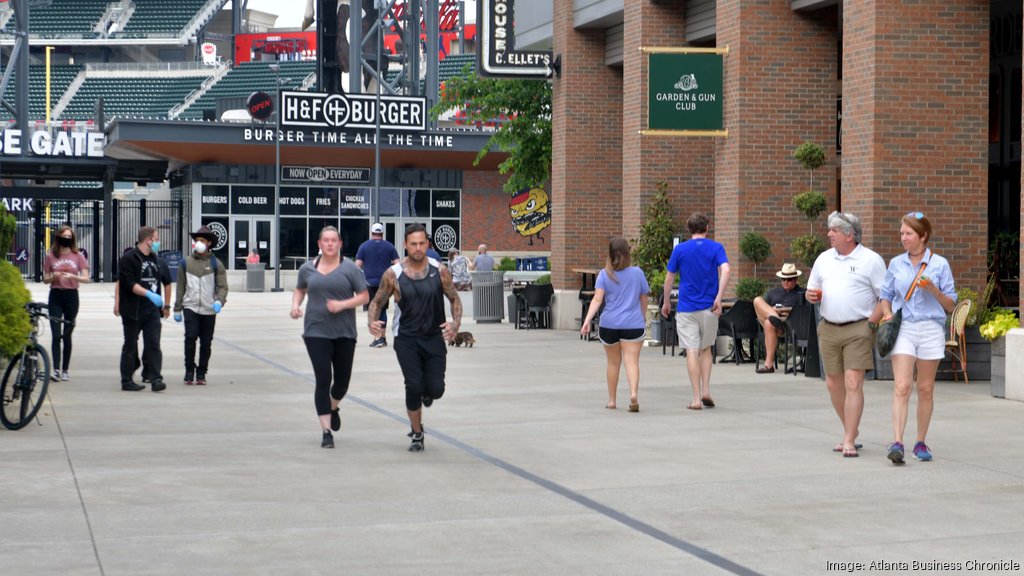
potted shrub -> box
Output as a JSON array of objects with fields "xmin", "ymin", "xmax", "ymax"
[
  {"xmin": 739, "ymin": 231, "xmax": 771, "ymax": 278},
  {"xmin": 735, "ymin": 278, "xmax": 769, "ymax": 302},
  {"xmin": 936, "ymin": 284, "xmax": 998, "ymax": 382},
  {"xmin": 0, "ymin": 204, "xmax": 31, "ymax": 366}
]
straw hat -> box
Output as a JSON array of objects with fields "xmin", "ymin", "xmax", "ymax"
[{"xmin": 776, "ymin": 263, "xmax": 802, "ymax": 279}]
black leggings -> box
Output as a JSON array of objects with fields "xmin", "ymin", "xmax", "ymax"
[
  {"xmin": 394, "ymin": 335, "xmax": 447, "ymax": 411},
  {"xmin": 303, "ymin": 337, "xmax": 356, "ymax": 415},
  {"xmin": 48, "ymin": 288, "xmax": 79, "ymax": 372}
]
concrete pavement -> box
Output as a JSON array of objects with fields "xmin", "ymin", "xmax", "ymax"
[{"xmin": 1, "ymin": 283, "xmax": 1022, "ymax": 576}]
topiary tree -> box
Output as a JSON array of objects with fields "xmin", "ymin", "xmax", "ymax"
[
  {"xmin": 791, "ymin": 234, "xmax": 827, "ymax": 269},
  {"xmin": 631, "ymin": 180, "xmax": 678, "ymax": 298},
  {"xmin": 792, "ymin": 191, "xmax": 828, "ymax": 235},
  {"xmin": 793, "ymin": 141, "xmax": 826, "ymax": 192},
  {"xmin": 735, "ymin": 277, "xmax": 770, "ymax": 302},
  {"xmin": 739, "ymin": 231, "xmax": 772, "ymax": 278},
  {"xmin": 791, "ymin": 142, "xmax": 829, "ymax": 267}
]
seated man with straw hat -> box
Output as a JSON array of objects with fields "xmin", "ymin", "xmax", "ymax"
[{"xmin": 754, "ymin": 263, "xmax": 806, "ymax": 374}]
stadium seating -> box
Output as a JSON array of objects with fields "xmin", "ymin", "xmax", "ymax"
[
  {"xmin": 60, "ymin": 75, "xmax": 207, "ymax": 121},
  {"xmin": 115, "ymin": 0, "xmax": 210, "ymax": 37},
  {"xmin": 1, "ymin": 0, "xmax": 107, "ymax": 38},
  {"xmin": 0, "ymin": 65, "xmax": 82, "ymax": 121},
  {"xmin": 177, "ymin": 61, "xmax": 316, "ymax": 120}
]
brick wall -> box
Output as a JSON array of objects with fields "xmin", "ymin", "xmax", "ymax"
[
  {"xmin": 621, "ymin": 0, "xmax": 715, "ymax": 244},
  {"xmin": 843, "ymin": 0, "xmax": 988, "ymax": 289},
  {"xmin": 461, "ymin": 170, "xmax": 552, "ymax": 257},
  {"xmin": 550, "ymin": 2, "xmax": 624, "ymax": 289},
  {"xmin": 716, "ymin": 0, "xmax": 838, "ymax": 285}
]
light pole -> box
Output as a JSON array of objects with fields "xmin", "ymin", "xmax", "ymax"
[
  {"xmin": 269, "ymin": 63, "xmax": 284, "ymax": 292},
  {"xmin": 372, "ymin": 6, "xmax": 384, "ymax": 225}
]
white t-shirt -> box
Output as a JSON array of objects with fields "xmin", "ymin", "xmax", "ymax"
[{"xmin": 808, "ymin": 244, "xmax": 885, "ymax": 323}]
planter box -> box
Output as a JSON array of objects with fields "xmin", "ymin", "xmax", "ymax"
[{"xmin": 991, "ymin": 336, "xmax": 1005, "ymax": 397}]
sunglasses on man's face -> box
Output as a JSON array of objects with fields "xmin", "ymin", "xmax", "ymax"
[
  {"xmin": 905, "ymin": 211, "xmax": 924, "ymax": 220},
  {"xmin": 782, "ymin": 277, "xmax": 797, "ymax": 282}
]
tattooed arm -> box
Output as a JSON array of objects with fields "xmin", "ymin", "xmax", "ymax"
[
  {"xmin": 439, "ymin": 267, "xmax": 462, "ymax": 342},
  {"xmin": 368, "ymin": 268, "xmax": 399, "ymax": 339}
]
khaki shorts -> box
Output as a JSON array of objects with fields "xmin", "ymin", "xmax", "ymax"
[
  {"xmin": 818, "ymin": 319, "xmax": 874, "ymax": 374},
  {"xmin": 676, "ymin": 309, "xmax": 719, "ymax": 350}
]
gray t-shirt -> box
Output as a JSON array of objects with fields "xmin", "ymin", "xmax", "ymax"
[
  {"xmin": 475, "ymin": 253, "xmax": 495, "ymax": 272},
  {"xmin": 296, "ymin": 258, "xmax": 368, "ymax": 340}
]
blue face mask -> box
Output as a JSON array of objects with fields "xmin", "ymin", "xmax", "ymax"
[{"xmin": 151, "ymin": 240, "xmax": 161, "ymax": 253}]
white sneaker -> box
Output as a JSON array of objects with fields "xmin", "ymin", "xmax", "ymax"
[
  {"xmin": 52, "ymin": 370, "xmax": 61, "ymax": 381},
  {"xmin": 61, "ymin": 371, "xmax": 70, "ymax": 381}
]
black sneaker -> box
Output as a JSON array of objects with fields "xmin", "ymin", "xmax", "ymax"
[
  {"xmin": 195, "ymin": 375, "xmax": 207, "ymax": 386},
  {"xmin": 321, "ymin": 430, "xmax": 334, "ymax": 449},
  {"xmin": 421, "ymin": 394, "xmax": 433, "ymax": 408},
  {"xmin": 769, "ymin": 315, "xmax": 786, "ymax": 330},
  {"xmin": 184, "ymin": 372, "xmax": 195, "ymax": 385},
  {"xmin": 407, "ymin": 428, "xmax": 425, "ymax": 452},
  {"xmin": 141, "ymin": 376, "xmax": 152, "ymax": 384},
  {"xmin": 330, "ymin": 408, "xmax": 340, "ymax": 432},
  {"xmin": 150, "ymin": 379, "xmax": 166, "ymax": 392},
  {"xmin": 121, "ymin": 381, "xmax": 145, "ymax": 392}
]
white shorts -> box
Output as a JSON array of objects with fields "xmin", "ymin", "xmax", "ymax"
[
  {"xmin": 676, "ymin": 309, "xmax": 719, "ymax": 350},
  {"xmin": 890, "ymin": 319, "xmax": 946, "ymax": 360}
]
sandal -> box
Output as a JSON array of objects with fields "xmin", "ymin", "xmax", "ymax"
[
  {"xmin": 842, "ymin": 447, "xmax": 859, "ymax": 458},
  {"xmin": 701, "ymin": 397, "xmax": 715, "ymax": 408},
  {"xmin": 832, "ymin": 443, "xmax": 864, "ymax": 452},
  {"xmin": 755, "ymin": 365, "xmax": 775, "ymax": 374},
  {"xmin": 628, "ymin": 401, "xmax": 639, "ymax": 413},
  {"xmin": 686, "ymin": 402, "xmax": 702, "ymax": 410}
]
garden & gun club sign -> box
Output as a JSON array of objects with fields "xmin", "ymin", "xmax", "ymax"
[
  {"xmin": 282, "ymin": 91, "xmax": 426, "ymax": 131},
  {"xmin": 642, "ymin": 47, "xmax": 728, "ymax": 137}
]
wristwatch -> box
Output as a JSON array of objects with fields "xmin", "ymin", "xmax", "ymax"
[
  {"xmin": 162, "ymin": 306, "xmax": 171, "ymax": 310},
  {"xmin": 867, "ymin": 321, "xmax": 878, "ymax": 331}
]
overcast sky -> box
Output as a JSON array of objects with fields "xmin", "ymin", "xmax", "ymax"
[
  {"xmin": 226, "ymin": 1, "xmax": 478, "ymax": 30},
  {"xmin": 227, "ymin": 1, "xmax": 305, "ymax": 29}
]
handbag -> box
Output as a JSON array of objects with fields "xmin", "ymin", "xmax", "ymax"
[{"xmin": 876, "ymin": 262, "xmax": 927, "ymax": 357}]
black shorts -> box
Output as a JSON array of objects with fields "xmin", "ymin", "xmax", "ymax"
[{"xmin": 598, "ymin": 327, "xmax": 646, "ymax": 345}]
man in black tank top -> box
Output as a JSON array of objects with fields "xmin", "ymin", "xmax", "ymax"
[{"xmin": 369, "ymin": 224, "xmax": 463, "ymax": 452}]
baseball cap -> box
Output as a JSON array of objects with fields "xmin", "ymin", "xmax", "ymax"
[{"xmin": 371, "ymin": 223, "xmax": 384, "ymax": 234}]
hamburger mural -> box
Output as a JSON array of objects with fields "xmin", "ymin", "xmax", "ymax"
[{"xmin": 510, "ymin": 187, "xmax": 551, "ymax": 245}]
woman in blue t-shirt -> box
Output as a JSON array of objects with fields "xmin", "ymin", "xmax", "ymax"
[{"xmin": 582, "ymin": 238, "xmax": 650, "ymax": 412}]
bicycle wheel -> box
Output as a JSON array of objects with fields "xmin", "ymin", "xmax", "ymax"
[{"xmin": 1, "ymin": 343, "xmax": 51, "ymax": 430}]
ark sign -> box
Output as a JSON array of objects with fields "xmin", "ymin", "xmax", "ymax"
[{"xmin": 477, "ymin": 0, "xmax": 553, "ymax": 79}]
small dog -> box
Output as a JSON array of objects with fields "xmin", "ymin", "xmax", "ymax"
[{"xmin": 450, "ymin": 331, "xmax": 476, "ymax": 347}]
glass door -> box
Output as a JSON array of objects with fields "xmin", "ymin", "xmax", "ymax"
[
  {"xmin": 231, "ymin": 217, "xmax": 275, "ymax": 269},
  {"xmin": 380, "ymin": 218, "xmax": 431, "ymax": 256}
]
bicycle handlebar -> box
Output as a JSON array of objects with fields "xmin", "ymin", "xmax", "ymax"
[{"xmin": 26, "ymin": 302, "xmax": 75, "ymax": 326}]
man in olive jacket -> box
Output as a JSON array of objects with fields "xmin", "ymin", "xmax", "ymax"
[{"xmin": 173, "ymin": 226, "xmax": 228, "ymax": 385}]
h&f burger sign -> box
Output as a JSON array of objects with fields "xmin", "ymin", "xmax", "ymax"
[{"xmin": 281, "ymin": 91, "xmax": 426, "ymax": 131}]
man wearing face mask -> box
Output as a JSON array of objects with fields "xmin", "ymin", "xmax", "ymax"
[
  {"xmin": 117, "ymin": 226, "xmax": 167, "ymax": 392},
  {"xmin": 173, "ymin": 226, "xmax": 228, "ymax": 386}
]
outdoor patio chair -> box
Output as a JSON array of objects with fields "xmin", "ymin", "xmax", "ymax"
[
  {"xmin": 717, "ymin": 300, "xmax": 759, "ymax": 365},
  {"xmin": 941, "ymin": 299, "xmax": 972, "ymax": 384}
]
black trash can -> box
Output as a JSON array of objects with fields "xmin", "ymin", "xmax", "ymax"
[
  {"xmin": 246, "ymin": 262, "xmax": 266, "ymax": 293},
  {"xmin": 472, "ymin": 271, "xmax": 505, "ymax": 323}
]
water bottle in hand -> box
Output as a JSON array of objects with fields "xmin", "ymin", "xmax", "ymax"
[
  {"xmin": 213, "ymin": 301, "xmax": 222, "ymax": 314},
  {"xmin": 173, "ymin": 312, "xmax": 182, "ymax": 323}
]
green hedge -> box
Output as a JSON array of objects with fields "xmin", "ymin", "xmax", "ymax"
[{"xmin": 0, "ymin": 261, "xmax": 31, "ymax": 358}]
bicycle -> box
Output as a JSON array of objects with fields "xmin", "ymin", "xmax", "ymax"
[{"xmin": 1, "ymin": 302, "xmax": 70, "ymax": 430}]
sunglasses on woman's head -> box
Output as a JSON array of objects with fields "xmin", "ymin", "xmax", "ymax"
[{"xmin": 905, "ymin": 211, "xmax": 924, "ymax": 220}]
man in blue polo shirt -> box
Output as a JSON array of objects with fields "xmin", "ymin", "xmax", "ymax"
[
  {"xmin": 356, "ymin": 223, "xmax": 400, "ymax": 348},
  {"xmin": 661, "ymin": 213, "xmax": 730, "ymax": 411}
]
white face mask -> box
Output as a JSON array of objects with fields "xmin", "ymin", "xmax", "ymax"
[{"xmin": 194, "ymin": 241, "xmax": 208, "ymax": 254}]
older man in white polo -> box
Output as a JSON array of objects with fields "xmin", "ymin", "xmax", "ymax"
[
  {"xmin": 754, "ymin": 263, "xmax": 806, "ymax": 374},
  {"xmin": 806, "ymin": 211, "xmax": 886, "ymax": 458}
]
